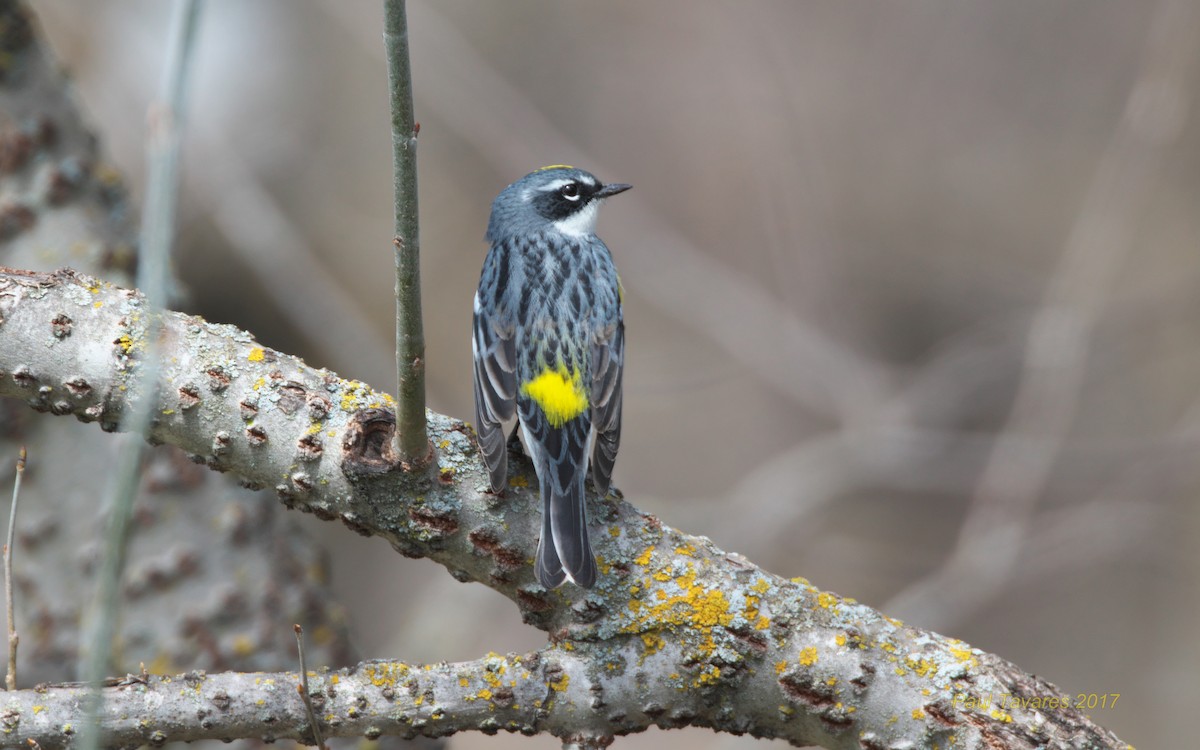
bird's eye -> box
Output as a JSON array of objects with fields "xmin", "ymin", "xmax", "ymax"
[{"xmin": 560, "ymin": 183, "xmax": 581, "ymax": 201}]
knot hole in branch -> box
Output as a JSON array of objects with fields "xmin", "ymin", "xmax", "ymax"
[{"xmin": 341, "ymin": 407, "xmax": 400, "ymax": 475}]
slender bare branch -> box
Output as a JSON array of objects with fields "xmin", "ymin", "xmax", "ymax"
[{"xmin": 384, "ymin": 0, "xmax": 430, "ymax": 467}]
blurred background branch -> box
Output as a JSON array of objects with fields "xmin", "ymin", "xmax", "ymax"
[
  {"xmin": 885, "ymin": 0, "xmax": 1199, "ymax": 627},
  {"xmin": 80, "ymin": 2, "xmax": 203, "ymax": 747},
  {"xmin": 0, "ymin": 0, "xmax": 358, "ymax": 728}
]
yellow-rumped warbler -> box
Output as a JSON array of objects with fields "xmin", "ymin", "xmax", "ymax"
[{"xmin": 472, "ymin": 166, "xmax": 630, "ymax": 589}]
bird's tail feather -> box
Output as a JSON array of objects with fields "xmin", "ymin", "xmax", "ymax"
[
  {"xmin": 535, "ymin": 490, "xmax": 567, "ymax": 588},
  {"xmin": 550, "ymin": 473, "xmax": 597, "ymax": 588},
  {"xmin": 533, "ymin": 446, "xmax": 596, "ymax": 589},
  {"xmin": 525, "ymin": 410, "xmax": 598, "ymax": 589}
]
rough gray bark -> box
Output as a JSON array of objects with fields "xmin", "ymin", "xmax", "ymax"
[{"xmin": 0, "ymin": 268, "xmax": 1131, "ymax": 749}]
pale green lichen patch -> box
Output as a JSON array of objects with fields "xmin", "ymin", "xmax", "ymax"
[
  {"xmin": 727, "ymin": 575, "xmax": 776, "ymax": 632},
  {"xmin": 427, "ymin": 413, "xmax": 477, "ymax": 479}
]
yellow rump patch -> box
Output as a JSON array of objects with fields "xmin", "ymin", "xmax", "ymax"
[
  {"xmin": 521, "ymin": 365, "xmax": 588, "ymax": 427},
  {"xmin": 535, "ymin": 164, "xmax": 575, "ymax": 172}
]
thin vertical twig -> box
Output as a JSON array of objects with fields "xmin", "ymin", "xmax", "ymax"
[
  {"xmin": 4, "ymin": 447, "xmax": 25, "ymax": 691},
  {"xmin": 79, "ymin": 1, "xmax": 203, "ymax": 748},
  {"xmin": 384, "ymin": 0, "xmax": 430, "ymax": 467},
  {"xmin": 293, "ymin": 624, "xmax": 328, "ymax": 750}
]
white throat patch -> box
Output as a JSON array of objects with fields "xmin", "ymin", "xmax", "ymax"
[{"xmin": 553, "ymin": 200, "xmax": 602, "ymax": 237}]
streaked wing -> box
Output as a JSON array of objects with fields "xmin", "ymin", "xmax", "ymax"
[
  {"xmin": 590, "ymin": 318, "xmax": 624, "ymax": 496},
  {"xmin": 472, "ymin": 303, "xmax": 516, "ymax": 491}
]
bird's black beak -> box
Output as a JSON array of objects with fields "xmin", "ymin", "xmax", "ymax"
[{"xmin": 595, "ymin": 182, "xmax": 632, "ymax": 198}]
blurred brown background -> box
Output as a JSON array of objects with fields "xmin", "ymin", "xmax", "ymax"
[{"xmin": 33, "ymin": 1, "xmax": 1200, "ymax": 747}]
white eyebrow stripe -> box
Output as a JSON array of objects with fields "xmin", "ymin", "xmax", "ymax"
[{"xmin": 537, "ymin": 178, "xmax": 576, "ymax": 192}]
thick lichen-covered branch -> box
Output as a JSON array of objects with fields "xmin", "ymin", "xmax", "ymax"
[
  {"xmin": 1, "ymin": 651, "xmax": 551, "ymax": 748},
  {"xmin": 0, "ymin": 268, "xmax": 1130, "ymax": 749}
]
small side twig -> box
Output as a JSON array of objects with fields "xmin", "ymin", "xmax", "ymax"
[
  {"xmin": 4, "ymin": 446, "xmax": 25, "ymax": 691},
  {"xmin": 293, "ymin": 624, "xmax": 327, "ymax": 750}
]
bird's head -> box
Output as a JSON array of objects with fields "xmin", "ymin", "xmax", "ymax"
[{"xmin": 486, "ymin": 165, "xmax": 631, "ymax": 242}]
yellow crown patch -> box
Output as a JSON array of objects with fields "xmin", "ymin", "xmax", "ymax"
[{"xmin": 535, "ymin": 164, "xmax": 575, "ymax": 172}]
